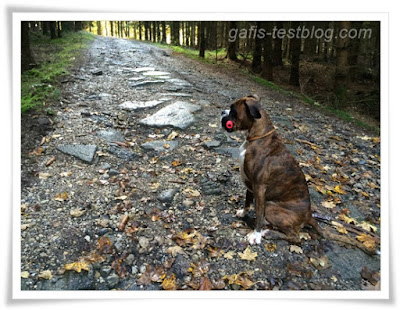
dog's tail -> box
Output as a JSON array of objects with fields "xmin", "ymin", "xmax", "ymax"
[{"xmin": 308, "ymin": 215, "xmax": 379, "ymax": 256}]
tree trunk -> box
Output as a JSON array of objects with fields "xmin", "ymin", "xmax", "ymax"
[
  {"xmin": 251, "ymin": 22, "xmax": 263, "ymax": 73},
  {"xmin": 262, "ymin": 22, "xmax": 273, "ymax": 81},
  {"xmin": 42, "ymin": 21, "xmax": 49, "ymax": 35},
  {"xmin": 21, "ymin": 22, "xmax": 35, "ymax": 72},
  {"xmin": 227, "ymin": 21, "xmax": 238, "ymax": 61},
  {"xmin": 161, "ymin": 21, "xmax": 166, "ymax": 43},
  {"xmin": 96, "ymin": 21, "xmax": 102, "ymax": 36},
  {"xmin": 74, "ymin": 21, "xmax": 82, "ymax": 32},
  {"xmin": 199, "ymin": 21, "xmax": 205, "ymax": 58},
  {"xmin": 57, "ymin": 21, "xmax": 62, "ymax": 38},
  {"xmin": 273, "ymin": 21, "xmax": 283, "ymax": 66},
  {"xmin": 49, "ymin": 21, "xmax": 56, "ymax": 39},
  {"xmin": 334, "ymin": 21, "xmax": 351, "ymax": 106},
  {"xmin": 289, "ymin": 21, "xmax": 301, "ymax": 86}
]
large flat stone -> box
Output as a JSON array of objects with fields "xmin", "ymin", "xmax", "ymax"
[
  {"xmin": 141, "ymin": 140, "xmax": 178, "ymax": 153},
  {"xmin": 139, "ymin": 101, "xmax": 201, "ymax": 130},
  {"xmin": 119, "ymin": 99, "xmax": 169, "ymax": 111},
  {"xmin": 56, "ymin": 144, "xmax": 97, "ymax": 164},
  {"xmin": 129, "ymin": 80, "xmax": 165, "ymax": 88},
  {"xmin": 96, "ymin": 129, "xmax": 125, "ymax": 142}
]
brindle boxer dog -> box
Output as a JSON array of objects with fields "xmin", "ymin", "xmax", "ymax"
[
  {"xmin": 221, "ymin": 95, "xmax": 379, "ymax": 256},
  {"xmin": 221, "ymin": 95, "xmax": 323, "ymax": 245}
]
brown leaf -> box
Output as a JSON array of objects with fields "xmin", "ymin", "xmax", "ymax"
[
  {"xmin": 45, "ymin": 156, "xmax": 56, "ymax": 166},
  {"xmin": 356, "ymin": 234, "xmax": 376, "ymax": 251},
  {"xmin": 198, "ymin": 276, "xmax": 213, "ymax": 290},
  {"xmin": 54, "ymin": 192, "xmax": 68, "ymax": 202},
  {"xmin": 118, "ymin": 214, "xmax": 129, "ymax": 231}
]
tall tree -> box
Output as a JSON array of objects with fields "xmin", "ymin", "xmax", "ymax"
[
  {"xmin": 96, "ymin": 21, "xmax": 103, "ymax": 36},
  {"xmin": 199, "ymin": 21, "xmax": 205, "ymax": 58},
  {"xmin": 262, "ymin": 22, "xmax": 273, "ymax": 81},
  {"xmin": 289, "ymin": 21, "xmax": 301, "ymax": 86},
  {"xmin": 21, "ymin": 22, "xmax": 35, "ymax": 72},
  {"xmin": 334, "ymin": 21, "xmax": 351, "ymax": 106},
  {"xmin": 227, "ymin": 21, "xmax": 238, "ymax": 61},
  {"xmin": 161, "ymin": 21, "xmax": 166, "ymax": 43},
  {"xmin": 251, "ymin": 22, "xmax": 263, "ymax": 73},
  {"xmin": 49, "ymin": 21, "xmax": 56, "ymax": 39},
  {"xmin": 273, "ymin": 21, "xmax": 283, "ymax": 66}
]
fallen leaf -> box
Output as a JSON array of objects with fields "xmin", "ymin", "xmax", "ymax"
[
  {"xmin": 161, "ymin": 273, "xmax": 177, "ymax": 290},
  {"xmin": 224, "ymin": 251, "xmax": 235, "ymax": 259},
  {"xmin": 38, "ymin": 270, "xmax": 53, "ymax": 280},
  {"xmin": 198, "ymin": 276, "xmax": 213, "ymax": 290},
  {"xmin": 167, "ymin": 131, "xmax": 179, "ymax": 140},
  {"xmin": 358, "ymin": 221, "xmax": 378, "ymax": 233},
  {"xmin": 167, "ymin": 245, "xmax": 185, "ymax": 257},
  {"xmin": 60, "ymin": 171, "xmax": 72, "ymax": 177},
  {"xmin": 172, "ymin": 160, "xmax": 183, "ymax": 167},
  {"xmin": 338, "ymin": 213, "xmax": 358, "ymax": 225},
  {"xmin": 265, "ymin": 243, "xmax": 277, "ymax": 252},
  {"xmin": 321, "ymin": 200, "xmax": 336, "ymax": 209},
  {"xmin": 64, "ymin": 261, "xmax": 90, "ymax": 273},
  {"xmin": 289, "ymin": 245, "xmax": 303, "ymax": 254},
  {"xmin": 70, "ymin": 208, "xmax": 85, "ymax": 217},
  {"xmin": 223, "ymin": 273, "xmax": 255, "ymax": 290},
  {"xmin": 21, "ymin": 271, "xmax": 30, "ymax": 279},
  {"xmin": 118, "ymin": 214, "xmax": 129, "ymax": 231},
  {"xmin": 238, "ymin": 247, "xmax": 257, "ymax": 261},
  {"xmin": 299, "ymin": 232, "xmax": 311, "ymax": 240},
  {"xmin": 115, "ymin": 195, "xmax": 128, "ymax": 200},
  {"xmin": 334, "ymin": 185, "xmax": 346, "ymax": 194},
  {"xmin": 310, "ymin": 256, "xmax": 329, "ymax": 269},
  {"xmin": 45, "ymin": 156, "xmax": 56, "ymax": 166},
  {"xmin": 54, "ymin": 192, "xmax": 68, "ymax": 202},
  {"xmin": 29, "ymin": 147, "xmax": 44, "ymax": 156},
  {"xmin": 356, "ymin": 234, "xmax": 376, "ymax": 250}
]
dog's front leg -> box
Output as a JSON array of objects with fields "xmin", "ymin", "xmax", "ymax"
[
  {"xmin": 236, "ymin": 189, "xmax": 253, "ymax": 218},
  {"xmin": 247, "ymin": 186, "xmax": 268, "ymax": 245}
]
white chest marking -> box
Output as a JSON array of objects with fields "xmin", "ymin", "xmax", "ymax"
[{"xmin": 239, "ymin": 141, "xmax": 249, "ymax": 187}]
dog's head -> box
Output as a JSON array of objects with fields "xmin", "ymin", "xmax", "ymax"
[{"xmin": 221, "ymin": 95, "xmax": 262, "ymax": 132}]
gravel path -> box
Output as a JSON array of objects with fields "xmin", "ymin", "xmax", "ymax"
[{"xmin": 20, "ymin": 36, "xmax": 381, "ymax": 291}]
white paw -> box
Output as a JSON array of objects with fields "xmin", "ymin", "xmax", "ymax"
[
  {"xmin": 247, "ymin": 229, "xmax": 269, "ymax": 245},
  {"xmin": 236, "ymin": 209, "xmax": 246, "ymax": 218},
  {"xmin": 247, "ymin": 230, "xmax": 262, "ymax": 245}
]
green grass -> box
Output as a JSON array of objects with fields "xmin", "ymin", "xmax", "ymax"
[{"xmin": 21, "ymin": 31, "xmax": 95, "ymax": 113}]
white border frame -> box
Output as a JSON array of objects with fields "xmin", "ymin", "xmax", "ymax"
[{"xmin": 12, "ymin": 12, "xmax": 389, "ymax": 300}]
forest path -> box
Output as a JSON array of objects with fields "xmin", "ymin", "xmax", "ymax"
[{"xmin": 21, "ymin": 36, "xmax": 381, "ymax": 291}]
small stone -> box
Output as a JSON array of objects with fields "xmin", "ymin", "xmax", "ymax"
[
  {"xmin": 84, "ymin": 235, "xmax": 91, "ymax": 242},
  {"xmin": 157, "ymin": 189, "xmax": 177, "ymax": 203},
  {"xmin": 183, "ymin": 199, "xmax": 194, "ymax": 207},
  {"xmin": 106, "ymin": 273, "xmax": 120, "ymax": 288},
  {"xmin": 100, "ymin": 266, "xmax": 112, "ymax": 277},
  {"xmin": 139, "ymin": 237, "xmax": 150, "ymax": 249},
  {"xmin": 91, "ymin": 69, "xmax": 103, "ymax": 76},
  {"xmin": 100, "ymin": 163, "xmax": 111, "ymax": 170},
  {"xmin": 108, "ymin": 169, "xmax": 119, "ymax": 176},
  {"xmin": 126, "ymin": 254, "xmax": 135, "ymax": 266}
]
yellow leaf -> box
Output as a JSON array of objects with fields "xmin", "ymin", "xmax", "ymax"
[
  {"xmin": 172, "ymin": 160, "xmax": 182, "ymax": 166},
  {"xmin": 60, "ymin": 171, "xmax": 72, "ymax": 177},
  {"xmin": 334, "ymin": 185, "xmax": 346, "ymax": 194},
  {"xmin": 238, "ymin": 247, "xmax": 257, "ymax": 261},
  {"xmin": 338, "ymin": 213, "xmax": 358, "ymax": 225},
  {"xmin": 358, "ymin": 221, "xmax": 378, "ymax": 233},
  {"xmin": 265, "ymin": 243, "xmax": 277, "ymax": 252},
  {"xmin": 224, "ymin": 251, "xmax": 235, "ymax": 259},
  {"xmin": 65, "ymin": 261, "xmax": 90, "ymax": 273},
  {"xmin": 161, "ymin": 273, "xmax": 177, "ymax": 290},
  {"xmin": 356, "ymin": 234, "xmax": 376, "ymax": 250},
  {"xmin": 70, "ymin": 208, "xmax": 85, "ymax": 217},
  {"xmin": 299, "ymin": 232, "xmax": 311, "ymax": 240},
  {"xmin": 167, "ymin": 131, "xmax": 179, "ymax": 140},
  {"xmin": 38, "ymin": 270, "xmax": 53, "ymax": 280},
  {"xmin": 54, "ymin": 192, "xmax": 68, "ymax": 202},
  {"xmin": 163, "ymin": 143, "xmax": 170, "ymax": 149},
  {"xmin": 21, "ymin": 271, "xmax": 30, "ymax": 279}
]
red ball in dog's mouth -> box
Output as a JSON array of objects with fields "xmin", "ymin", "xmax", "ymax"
[{"xmin": 226, "ymin": 120, "xmax": 234, "ymax": 129}]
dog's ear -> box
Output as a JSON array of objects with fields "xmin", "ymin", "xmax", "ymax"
[{"xmin": 244, "ymin": 96, "xmax": 262, "ymax": 119}]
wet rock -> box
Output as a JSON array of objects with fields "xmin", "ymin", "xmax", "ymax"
[
  {"xmin": 133, "ymin": 67, "xmax": 155, "ymax": 72},
  {"xmin": 91, "ymin": 69, "xmax": 103, "ymax": 76},
  {"xmin": 141, "ymin": 140, "xmax": 178, "ymax": 153},
  {"xmin": 139, "ymin": 101, "xmax": 201, "ymax": 130},
  {"xmin": 157, "ymin": 189, "xmax": 177, "ymax": 203},
  {"xmin": 107, "ymin": 146, "xmax": 137, "ymax": 161},
  {"xmin": 204, "ymin": 140, "xmax": 221, "ymax": 148},
  {"xmin": 214, "ymin": 147, "xmax": 240, "ymax": 159},
  {"xmin": 96, "ymin": 129, "xmax": 125, "ymax": 143},
  {"xmin": 106, "ymin": 273, "xmax": 120, "ymax": 288},
  {"xmin": 56, "ymin": 144, "xmax": 97, "ymax": 164},
  {"xmin": 129, "ymin": 80, "xmax": 165, "ymax": 88},
  {"xmin": 119, "ymin": 99, "xmax": 168, "ymax": 111},
  {"xmin": 142, "ymin": 71, "xmax": 170, "ymax": 77}
]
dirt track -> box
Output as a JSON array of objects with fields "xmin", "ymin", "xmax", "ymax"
[{"xmin": 20, "ymin": 36, "xmax": 381, "ymax": 291}]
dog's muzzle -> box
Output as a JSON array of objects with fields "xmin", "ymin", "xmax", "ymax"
[{"xmin": 220, "ymin": 110, "xmax": 234, "ymax": 132}]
